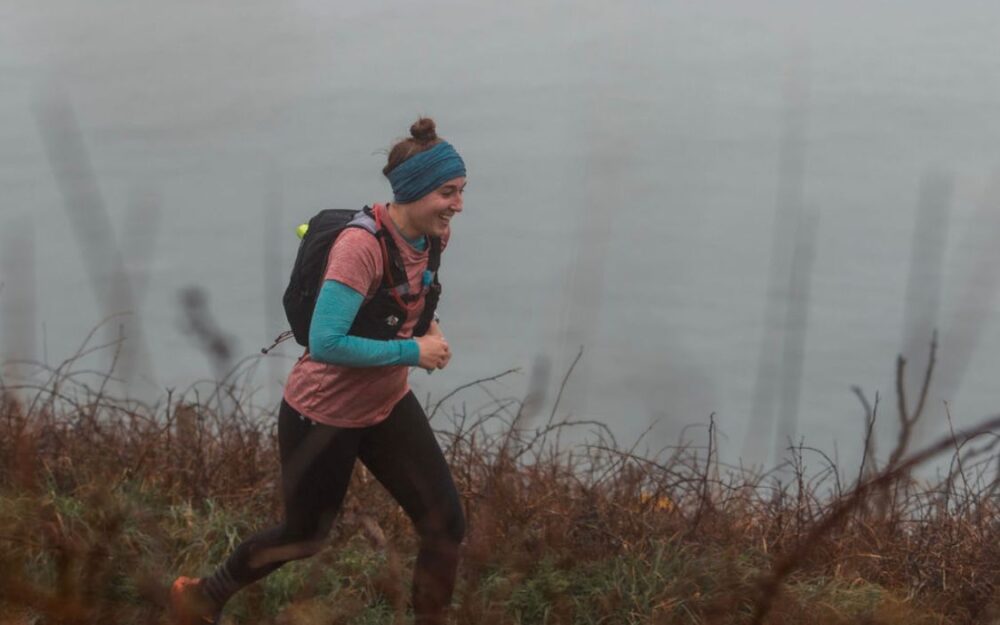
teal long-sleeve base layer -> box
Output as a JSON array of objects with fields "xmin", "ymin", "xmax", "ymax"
[{"xmin": 308, "ymin": 280, "xmax": 421, "ymax": 367}]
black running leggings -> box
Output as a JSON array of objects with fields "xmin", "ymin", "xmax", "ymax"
[{"xmin": 218, "ymin": 392, "xmax": 465, "ymax": 623}]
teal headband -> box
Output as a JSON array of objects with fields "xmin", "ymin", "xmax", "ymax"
[{"xmin": 388, "ymin": 141, "xmax": 466, "ymax": 203}]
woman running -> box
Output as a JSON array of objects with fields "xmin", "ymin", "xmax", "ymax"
[{"xmin": 170, "ymin": 117, "xmax": 467, "ymax": 625}]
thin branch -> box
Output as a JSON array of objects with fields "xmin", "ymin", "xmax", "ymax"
[{"xmin": 427, "ymin": 368, "xmax": 520, "ymax": 421}]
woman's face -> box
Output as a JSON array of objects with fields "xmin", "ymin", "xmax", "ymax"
[{"xmin": 407, "ymin": 176, "xmax": 466, "ymax": 237}]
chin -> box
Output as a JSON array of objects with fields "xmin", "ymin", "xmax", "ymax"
[{"xmin": 427, "ymin": 220, "xmax": 450, "ymax": 237}]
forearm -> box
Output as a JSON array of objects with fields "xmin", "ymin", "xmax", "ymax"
[{"xmin": 309, "ymin": 280, "xmax": 420, "ymax": 367}]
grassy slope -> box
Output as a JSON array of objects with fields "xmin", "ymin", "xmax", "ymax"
[{"xmin": 1, "ymin": 354, "xmax": 997, "ymax": 624}]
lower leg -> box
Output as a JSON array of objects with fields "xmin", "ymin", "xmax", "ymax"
[
  {"xmin": 357, "ymin": 393, "xmax": 466, "ymax": 625},
  {"xmin": 412, "ymin": 537, "xmax": 461, "ymax": 625},
  {"xmin": 201, "ymin": 523, "xmax": 324, "ymax": 609},
  {"xmin": 198, "ymin": 401, "xmax": 357, "ymax": 612}
]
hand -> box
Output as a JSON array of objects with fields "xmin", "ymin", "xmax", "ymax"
[{"xmin": 414, "ymin": 334, "xmax": 451, "ymax": 371}]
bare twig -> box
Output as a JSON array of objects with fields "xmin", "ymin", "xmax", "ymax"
[{"xmin": 750, "ymin": 411, "xmax": 1000, "ymax": 625}]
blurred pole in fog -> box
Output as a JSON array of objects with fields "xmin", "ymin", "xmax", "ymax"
[
  {"xmin": 774, "ymin": 206, "xmax": 818, "ymax": 462},
  {"xmin": 900, "ymin": 169, "xmax": 953, "ymax": 446},
  {"xmin": 263, "ymin": 163, "xmax": 285, "ymax": 407},
  {"xmin": 517, "ymin": 354, "xmax": 551, "ymax": 432},
  {"xmin": 1, "ymin": 215, "xmax": 37, "ymax": 383},
  {"xmin": 743, "ymin": 46, "xmax": 813, "ymax": 468},
  {"xmin": 548, "ymin": 6, "xmax": 632, "ymax": 421},
  {"xmin": 118, "ymin": 184, "xmax": 162, "ymax": 391},
  {"xmin": 936, "ymin": 172, "xmax": 1000, "ymax": 407},
  {"xmin": 33, "ymin": 89, "xmax": 155, "ymax": 393},
  {"xmin": 122, "ymin": 186, "xmax": 162, "ymax": 314},
  {"xmin": 551, "ymin": 115, "xmax": 627, "ymax": 420}
]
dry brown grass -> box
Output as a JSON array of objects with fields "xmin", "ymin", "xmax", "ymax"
[{"xmin": 2, "ymin": 334, "xmax": 1000, "ymax": 624}]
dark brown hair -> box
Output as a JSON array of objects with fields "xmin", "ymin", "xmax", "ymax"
[{"xmin": 383, "ymin": 117, "xmax": 444, "ymax": 176}]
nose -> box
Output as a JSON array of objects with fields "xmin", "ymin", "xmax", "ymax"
[{"xmin": 452, "ymin": 192, "xmax": 464, "ymax": 213}]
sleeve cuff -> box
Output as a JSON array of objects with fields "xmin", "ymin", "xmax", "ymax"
[{"xmin": 400, "ymin": 340, "xmax": 420, "ymax": 366}]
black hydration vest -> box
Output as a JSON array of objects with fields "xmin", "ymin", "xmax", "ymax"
[{"xmin": 282, "ymin": 206, "xmax": 441, "ymax": 346}]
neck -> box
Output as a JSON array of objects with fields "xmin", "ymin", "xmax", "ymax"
[{"xmin": 386, "ymin": 203, "xmax": 421, "ymax": 240}]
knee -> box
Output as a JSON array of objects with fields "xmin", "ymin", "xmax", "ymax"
[
  {"xmin": 445, "ymin": 506, "xmax": 466, "ymax": 545},
  {"xmin": 285, "ymin": 536, "xmax": 327, "ymax": 559},
  {"xmin": 273, "ymin": 519, "xmax": 333, "ymax": 560},
  {"xmin": 417, "ymin": 503, "xmax": 465, "ymax": 547},
  {"xmin": 290, "ymin": 523, "xmax": 333, "ymax": 555},
  {"xmin": 244, "ymin": 534, "xmax": 327, "ymax": 569}
]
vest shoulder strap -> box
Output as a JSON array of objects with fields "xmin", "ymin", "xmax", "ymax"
[
  {"xmin": 348, "ymin": 207, "xmax": 377, "ymax": 235},
  {"xmin": 427, "ymin": 236, "xmax": 442, "ymax": 272}
]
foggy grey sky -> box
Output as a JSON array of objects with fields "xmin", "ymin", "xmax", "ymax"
[{"xmin": 3, "ymin": 0, "xmax": 1000, "ymax": 468}]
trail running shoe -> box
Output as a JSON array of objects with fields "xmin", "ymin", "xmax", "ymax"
[{"xmin": 169, "ymin": 576, "xmax": 220, "ymax": 625}]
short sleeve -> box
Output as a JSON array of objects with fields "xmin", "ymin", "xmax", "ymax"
[{"xmin": 324, "ymin": 228, "xmax": 383, "ymax": 298}]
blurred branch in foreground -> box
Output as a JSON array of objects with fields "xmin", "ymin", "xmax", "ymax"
[{"xmin": 177, "ymin": 286, "xmax": 237, "ymax": 383}]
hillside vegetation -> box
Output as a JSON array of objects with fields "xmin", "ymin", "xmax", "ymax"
[{"xmin": 3, "ymin": 338, "xmax": 1000, "ymax": 624}]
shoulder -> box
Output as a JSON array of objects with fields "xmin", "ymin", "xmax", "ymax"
[
  {"xmin": 336, "ymin": 225, "xmax": 380, "ymax": 252},
  {"xmin": 325, "ymin": 227, "xmax": 382, "ymax": 290},
  {"xmin": 329, "ymin": 227, "xmax": 381, "ymax": 266}
]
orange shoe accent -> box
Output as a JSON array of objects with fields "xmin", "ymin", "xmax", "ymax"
[{"xmin": 169, "ymin": 576, "xmax": 219, "ymax": 625}]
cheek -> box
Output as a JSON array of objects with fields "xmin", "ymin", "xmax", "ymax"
[
  {"xmin": 420, "ymin": 207, "xmax": 439, "ymax": 224},
  {"xmin": 422, "ymin": 200, "xmax": 447, "ymax": 218},
  {"xmin": 415, "ymin": 205, "xmax": 445, "ymax": 232}
]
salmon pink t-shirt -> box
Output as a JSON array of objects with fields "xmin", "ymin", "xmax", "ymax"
[{"xmin": 283, "ymin": 203, "xmax": 448, "ymax": 427}]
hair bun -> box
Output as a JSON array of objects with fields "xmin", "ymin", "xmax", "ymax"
[{"xmin": 410, "ymin": 117, "xmax": 438, "ymax": 144}]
